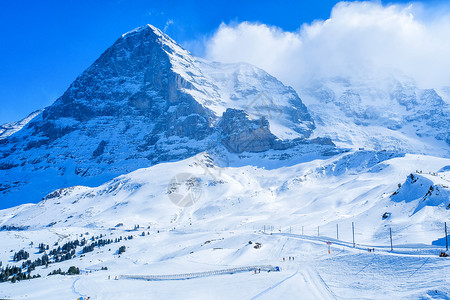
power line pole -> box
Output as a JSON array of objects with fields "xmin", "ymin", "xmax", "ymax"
[
  {"xmin": 389, "ymin": 227, "xmax": 393, "ymax": 251},
  {"xmin": 445, "ymin": 222, "xmax": 448, "ymax": 251},
  {"xmin": 352, "ymin": 222, "xmax": 355, "ymax": 248},
  {"xmin": 264, "ymin": 225, "xmax": 265, "ymax": 233},
  {"xmin": 336, "ymin": 224, "xmax": 339, "ymax": 240},
  {"xmin": 318, "ymin": 226, "xmax": 320, "ymax": 237}
]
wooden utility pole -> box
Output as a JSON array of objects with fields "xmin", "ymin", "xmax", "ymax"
[
  {"xmin": 445, "ymin": 222, "xmax": 448, "ymax": 251},
  {"xmin": 352, "ymin": 222, "xmax": 355, "ymax": 248},
  {"xmin": 336, "ymin": 224, "xmax": 339, "ymax": 240},
  {"xmin": 389, "ymin": 228, "xmax": 393, "ymax": 251}
]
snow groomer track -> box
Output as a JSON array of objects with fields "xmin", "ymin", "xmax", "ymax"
[{"xmin": 119, "ymin": 265, "xmax": 279, "ymax": 281}]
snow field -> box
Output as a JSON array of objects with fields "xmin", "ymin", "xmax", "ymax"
[
  {"xmin": 0, "ymin": 151, "xmax": 449, "ymax": 298},
  {"xmin": 1, "ymin": 227, "xmax": 449, "ymax": 299}
]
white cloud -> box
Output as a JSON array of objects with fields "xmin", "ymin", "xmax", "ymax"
[
  {"xmin": 164, "ymin": 19, "xmax": 174, "ymax": 33},
  {"xmin": 204, "ymin": 1, "xmax": 450, "ymax": 89}
]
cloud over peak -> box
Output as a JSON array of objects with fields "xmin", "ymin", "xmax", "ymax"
[{"xmin": 205, "ymin": 1, "xmax": 450, "ymax": 89}]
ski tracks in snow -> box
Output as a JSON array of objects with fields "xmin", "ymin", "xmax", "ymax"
[
  {"xmin": 408, "ymin": 257, "xmax": 430, "ymax": 278},
  {"xmin": 250, "ymin": 266, "xmax": 336, "ymax": 300},
  {"xmin": 250, "ymin": 270, "xmax": 298, "ymax": 300},
  {"xmin": 355, "ymin": 255, "xmax": 377, "ymax": 275},
  {"xmin": 71, "ymin": 276, "xmax": 85, "ymax": 298}
]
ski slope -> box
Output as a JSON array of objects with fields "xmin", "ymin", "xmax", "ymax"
[
  {"xmin": 0, "ymin": 227, "xmax": 449, "ymax": 299},
  {"xmin": 0, "ymin": 150, "xmax": 449, "ymax": 298}
]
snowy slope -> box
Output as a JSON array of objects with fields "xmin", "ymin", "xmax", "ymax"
[
  {"xmin": 391, "ymin": 172, "xmax": 450, "ymax": 215},
  {"xmin": 0, "ymin": 151, "xmax": 449, "ymax": 299},
  {"xmin": 1, "ymin": 150, "xmax": 448, "ymax": 246},
  {"xmin": 2, "ymin": 226, "xmax": 449, "ymax": 300}
]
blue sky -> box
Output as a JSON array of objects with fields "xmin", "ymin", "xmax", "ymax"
[{"xmin": 0, "ymin": 0, "xmax": 439, "ymax": 124}]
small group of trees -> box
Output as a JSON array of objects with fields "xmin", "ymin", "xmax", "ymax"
[
  {"xmin": 54, "ymin": 250, "xmax": 76, "ymax": 263},
  {"xmin": 13, "ymin": 250, "xmax": 29, "ymax": 262},
  {"xmin": 38, "ymin": 243, "xmax": 49, "ymax": 253},
  {"xmin": 21, "ymin": 253, "xmax": 50, "ymax": 271},
  {"xmin": 48, "ymin": 266, "xmax": 80, "ymax": 276},
  {"xmin": 50, "ymin": 239, "xmax": 87, "ymax": 262},
  {"xmin": 0, "ymin": 265, "xmax": 41, "ymax": 283},
  {"xmin": 82, "ymin": 238, "xmax": 115, "ymax": 254}
]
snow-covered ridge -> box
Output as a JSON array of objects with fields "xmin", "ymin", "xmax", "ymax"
[
  {"xmin": 302, "ymin": 75, "xmax": 450, "ymax": 157},
  {"xmin": 121, "ymin": 24, "xmax": 163, "ymax": 38},
  {"xmin": 391, "ymin": 172, "xmax": 450, "ymax": 214},
  {"xmin": 0, "ymin": 109, "xmax": 43, "ymax": 140}
]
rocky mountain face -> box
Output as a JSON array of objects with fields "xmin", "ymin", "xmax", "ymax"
[
  {"xmin": 0, "ymin": 25, "xmax": 323, "ymax": 208},
  {"xmin": 301, "ymin": 76, "xmax": 450, "ymax": 156}
]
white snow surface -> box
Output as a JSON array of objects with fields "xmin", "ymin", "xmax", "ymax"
[{"xmin": 0, "ymin": 151, "xmax": 449, "ymax": 299}]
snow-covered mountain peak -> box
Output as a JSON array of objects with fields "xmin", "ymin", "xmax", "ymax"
[
  {"xmin": 121, "ymin": 24, "xmax": 162, "ymax": 38},
  {"xmin": 119, "ymin": 23, "xmax": 195, "ymax": 71},
  {"xmin": 0, "ymin": 25, "xmax": 321, "ymax": 208}
]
